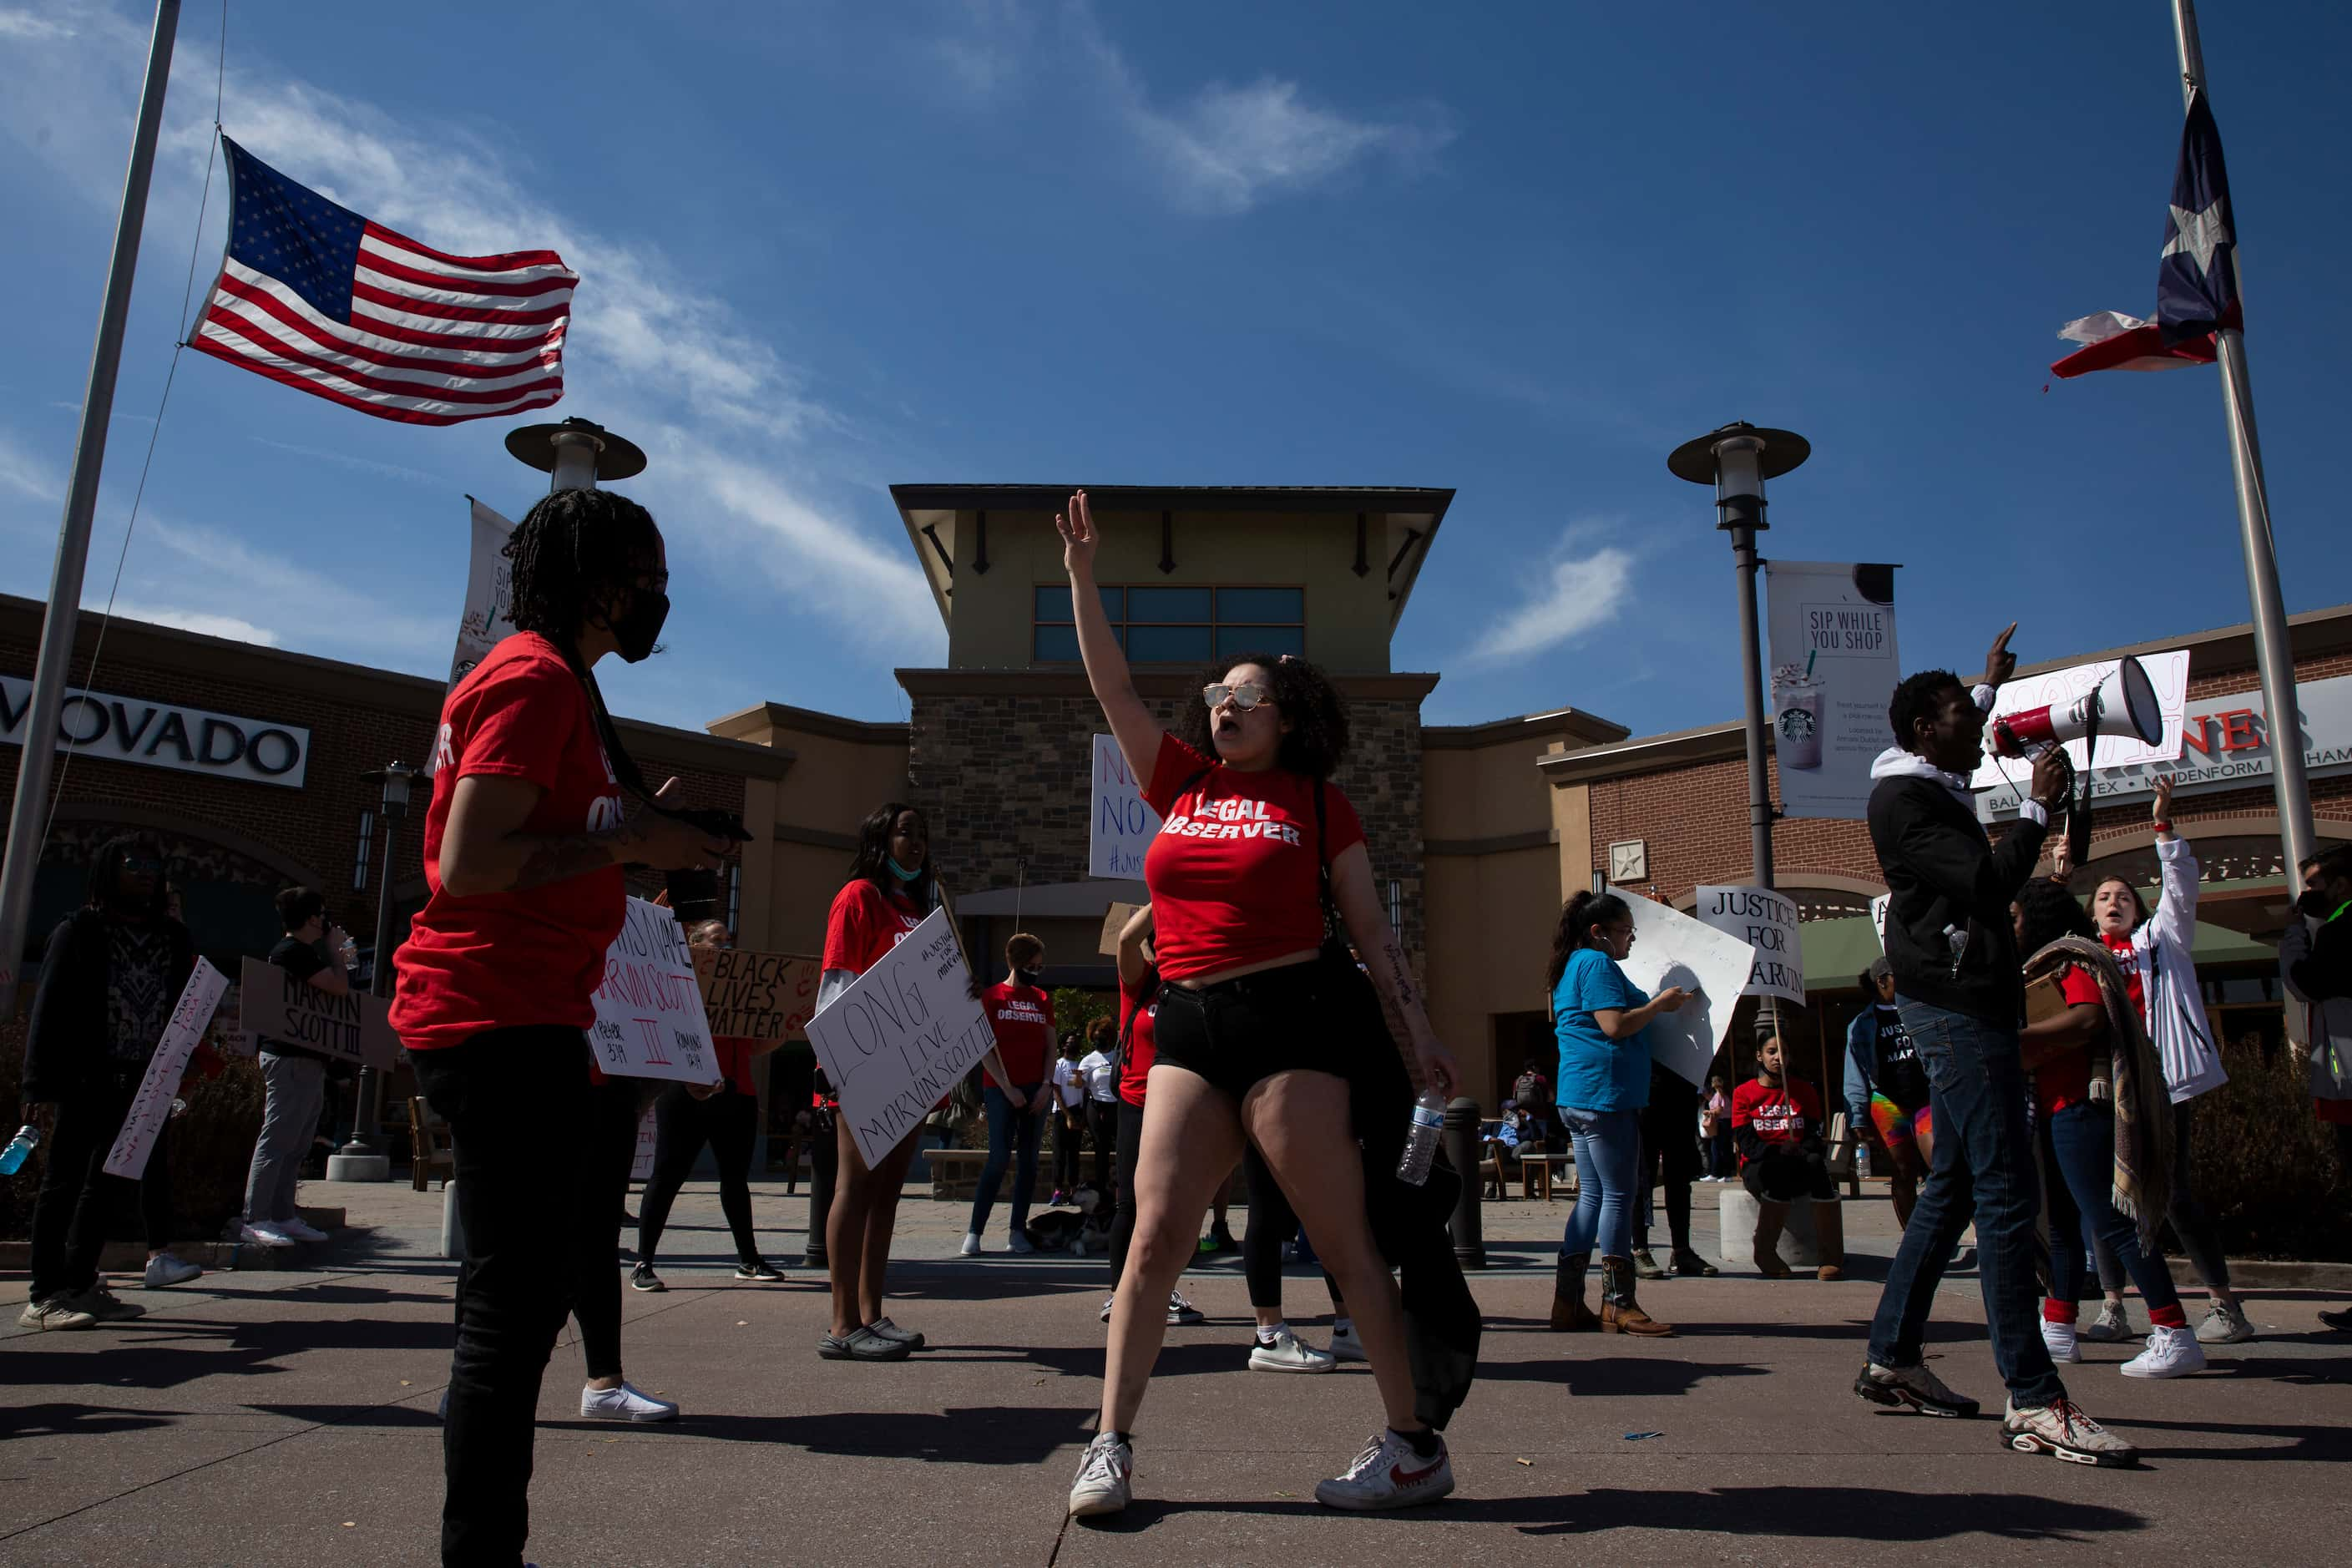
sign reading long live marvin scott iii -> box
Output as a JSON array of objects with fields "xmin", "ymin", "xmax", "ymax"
[{"xmin": 1, "ymin": 675, "xmax": 311, "ymax": 788}]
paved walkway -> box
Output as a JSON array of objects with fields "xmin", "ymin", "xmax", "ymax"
[{"xmin": 3, "ymin": 1176, "xmax": 2345, "ymax": 1566}]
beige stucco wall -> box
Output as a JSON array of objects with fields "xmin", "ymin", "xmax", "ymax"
[
  {"xmin": 1425, "ymin": 842, "xmax": 1565, "ymax": 1107},
  {"xmin": 938, "ymin": 506, "xmax": 1401, "ymax": 673}
]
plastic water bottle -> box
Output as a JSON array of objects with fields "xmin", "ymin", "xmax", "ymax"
[
  {"xmin": 1396, "ymin": 1088, "xmax": 1446, "ymax": 1186},
  {"xmin": 0, "ymin": 1124, "xmax": 38, "ymax": 1176}
]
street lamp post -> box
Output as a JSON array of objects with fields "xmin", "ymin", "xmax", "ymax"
[
  {"xmin": 1668, "ymin": 422, "xmax": 1812, "ymax": 1050},
  {"xmin": 327, "ymin": 761, "xmax": 417, "ymax": 1181}
]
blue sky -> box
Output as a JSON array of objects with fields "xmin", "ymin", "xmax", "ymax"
[{"xmin": 3, "ymin": 1, "xmax": 2347, "ymax": 740}]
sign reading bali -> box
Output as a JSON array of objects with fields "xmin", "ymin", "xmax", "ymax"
[
  {"xmin": 1693, "ymin": 885, "xmax": 1805, "ymax": 1003},
  {"xmin": 589, "ymin": 898, "xmax": 721, "ymax": 1085},
  {"xmin": 237, "ymin": 957, "xmax": 402, "ymax": 1069},
  {"xmin": 1090, "ymin": 733, "xmax": 1162, "ymax": 878},
  {"xmin": 804, "ymin": 907, "xmax": 996, "ymax": 1167},
  {"xmin": 1, "ymin": 675, "xmax": 310, "ymax": 789}
]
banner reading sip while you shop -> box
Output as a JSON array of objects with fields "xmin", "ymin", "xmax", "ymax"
[{"xmin": 1764, "ymin": 561, "xmax": 1901, "ymax": 821}]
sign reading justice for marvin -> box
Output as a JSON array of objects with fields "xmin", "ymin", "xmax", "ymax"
[{"xmin": 803, "ymin": 907, "xmax": 994, "ymax": 1166}]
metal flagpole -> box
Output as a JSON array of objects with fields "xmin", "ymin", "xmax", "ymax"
[
  {"xmin": 2170, "ymin": 0, "xmax": 2315, "ymax": 891},
  {"xmin": 0, "ymin": 0, "xmax": 182, "ymax": 1022}
]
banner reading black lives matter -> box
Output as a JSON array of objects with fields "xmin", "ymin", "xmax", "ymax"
[
  {"xmin": 1763, "ymin": 560, "xmax": 1900, "ymax": 821},
  {"xmin": 238, "ymin": 957, "xmax": 402, "ymax": 1069},
  {"xmin": 803, "ymin": 907, "xmax": 994, "ymax": 1167}
]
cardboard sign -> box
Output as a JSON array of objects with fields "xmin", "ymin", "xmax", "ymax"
[
  {"xmin": 805, "ymin": 907, "xmax": 995, "ymax": 1166},
  {"xmin": 103, "ymin": 959, "xmax": 230, "ymax": 1180},
  {"xmin": 1693, "ymin": 885, "xmax": 1805, "ymax": 1004},
  {"xmin": 1089, "ymin": 733, "xmax": 1161, "ymax": 878},
  {"xmin": 1606, "ymin": 890, "xmax": 1757, "ymax": 1086},
  {"xmin": 1764, "ymin": 560, "xmax": 1902, "ymax": 822},
  {"xmin": 589, "ymin": 898, "xmax": 721, "ymax": 1085},
  {"xmin": 238, "ymin": 957, "xmax": 401, "ymax": 1070},
  {"xmin": 1099, "ymin": 901, "xmax": 1144, "ymax": 957},
  {"xmin": 693, "ymin": 947, "xmax": 822, "ymax": 1042}
]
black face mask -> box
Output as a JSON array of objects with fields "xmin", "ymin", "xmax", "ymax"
[
  {"xmin": 1014, "ymin": 968, "xmax": 1043, "ymax": 989},
  {"xmin": 609, "ymin": 590, "xmax": 670, "ymax": 664},
  {"xmin": 2298, "ymin": 888, "xmax": 2339, "ymax": 920}
]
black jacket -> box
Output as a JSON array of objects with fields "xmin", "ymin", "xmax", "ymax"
[
  {"xmin": 1867, "ymin": 775, "xmax": 2046, "ymax": 1028},
  {"xmin": 22, "ymin": 907, "xmax": 198, "ymax": 1104}
]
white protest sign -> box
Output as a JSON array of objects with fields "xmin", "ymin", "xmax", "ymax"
[
  {"xmin": 1969, "ymin": 649, "xmax": 2191, "ymax": 792},
  {"xmin": 103, "ymin": 959, "xmax": 230, "ymax": 1180},
  {"xmin": 1607, "ymin": 889, "xmax": 1756, "ymax": 1086},
  {"xmin": 448, "ymin": 498, "xmax": 518, "ymax": 688},
  {"xmin": 1089, "ymin": 733, "xmax": 1161, "ymax": 879},
  {"xmin": 630, "ymin": 1102, "xmax": 659, "ymax": 1181},
  {"xmin": 805, "ymin": 906, "xmax": 996, "ymax": 1167},
  {"xmin": 589, "ymin": 898, "xmax": 721, "ymax": 1085},
  {"xmin": 1693, "ymin": 884, "xmax": 1805, "ymax": 1004},
  {"xmin": 1870, "ymin": 893, "xmax": 1891, "ymax": 953},
  {"xmin": 1765, "ymin": 560, "xmax": 1901, "ymax": 822}
]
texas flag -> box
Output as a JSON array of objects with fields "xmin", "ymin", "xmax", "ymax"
[{"xmin": 2050, "ymin": 90, "xmax": 2240, "ymax": 378}]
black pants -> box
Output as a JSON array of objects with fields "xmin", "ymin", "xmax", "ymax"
[
  {"xmin": 803, "ymin": 1108, "xmax": 837, "ymax": 1263},
  {"xmin": 2092, "ymin": 1099, "xmax": 2231, "ymax": 1296},
  {"xmin": 415, "ymin": 1026, "xmax": 614, "ymax": 1568},
  {"xmin": 1743, "ymin": 1141, "xmax": 1837, "ymax": 1202},
  {"xmin": 1052, "ymin": 1105, "xmax": 1085, "ymax": 1190},
  {"xmin": 636, "ymin": 1085, "xmax": 761, "ymax": 1268},
  {"xmin": 1108, "ymin": 1100, "xmax": 1146, "ymax": 1284},
  {"xmin": 1240, "ymin": 1138, "xmax": 1343, "ymax": 1315},
  {"xmin": 1086, "ymin": 1099, "xmax": 1120, "ymax": 1217},
  {"xmin": 28, "ymin": 1071, "xmax": 172, "ymax": 1301},
  {"xmin": 1633, "ymin": 1105, "xmax": 1701, "ymax": 1253}
]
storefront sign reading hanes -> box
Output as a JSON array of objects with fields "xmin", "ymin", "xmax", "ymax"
[{"xmin": 1, "ymin": 675, "xmax": 310, "ymax": 788}]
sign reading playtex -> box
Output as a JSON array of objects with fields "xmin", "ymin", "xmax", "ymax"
[
  {"xmin": 1, "ymin": 675, "xmax": 310, "ymax": 788},
  {"xmin": 1979, "ymin": 672, "xmax": 2352, "ymax": 819}
]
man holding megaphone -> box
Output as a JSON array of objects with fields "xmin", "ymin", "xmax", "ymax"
[{"xmin": 1853, "ymin": 625, "xmax": 2140, "ymax": 1469}]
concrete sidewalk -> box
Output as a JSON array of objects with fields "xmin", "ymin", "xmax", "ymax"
[{"xmin": 3, "ymin": 1176, "xmax": 2346, "ymax": 1566}]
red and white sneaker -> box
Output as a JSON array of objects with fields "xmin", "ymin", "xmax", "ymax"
[
  {"xmin": 1313, "ymin": 1429, "xmax": 1454, "ymax": 1511},
  {"xmin": 2001, "ymin": 1398, "xmax": 2138, "ymax": 1467}
]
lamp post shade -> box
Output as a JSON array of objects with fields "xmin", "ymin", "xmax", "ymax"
[{"xmin": 505, "ymin": 417, "xmax": 646, "ymax": 488}]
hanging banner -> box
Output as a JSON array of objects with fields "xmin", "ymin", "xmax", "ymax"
[
  {"xmin": 589, "ymin": 898, "xmax": 722, "ymax": 1085},
  {"xmin": 1967, "ymin": 649, "xmax": 2191, "ymax": 794},
  {"xmin": 448, "ymin": 498, "xmax": 518, "ymax": 689},
  {"xmin": 1693, "ymin": 884, "xmax": 1805, "ymax": 1003},
  {"xmin": 1763, "ymin": 561, "xmax": 1901, "ymax": 821},
  {"xmin": 1089, "ymin": 734, "xmax": 1161, "ymax": 879},
  {"xmin": 1606, "ymin": 889, "xmax": 1757, "ymax": 1087},
  {"xmin": 104, "ymin": 959, "xmax": 230, "ymax": 1180},
  {"xmin": 804, "ymin": 907, "xmax": 996, "ymax": 1166}
]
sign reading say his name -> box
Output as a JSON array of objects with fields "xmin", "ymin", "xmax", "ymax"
[
  {"xmin": 104, "ymin": 959, "xmax": 230, "ymax": 1180},
  {"xmin": 1, "ymin": 675, "xmax": 310, "ymax": 788},
  {"xmin": 805, "ymin": 907, "xmax": 995, "ymax": 1167},
  {"xmin": 237, "ymin": 957, "xmax": 402, "ymax": 1069},
  {"xmin": 1693, "ymin": 885, "xmax": 1805, "ymax": 1004},
  {"xmin": 692, "ymin": 947, "xmax": 822, "ymax": 1042},
  {"xmin": 589, "ymin": 898, "xmax": 721, "ymax": 1085},
  {"xmin": 1090, "ymin": 734, "xmax": 1162, "ymax": 878}
]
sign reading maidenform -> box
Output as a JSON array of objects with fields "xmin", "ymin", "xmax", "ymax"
[
  {"xmin": 237, "ymin": 957, "xmax": 401, "ymax": 1070},
  {"xmin": 1, "ymin": 675, "xmax": 310, "ymax": 788},
  {"xmin": 805, "ymin": 907, "xmax": 995, "ymax": 1167},
  {"xmin": 1694, "ymin": 884, "xmax": 1805, "ymax": 1004},
  {"xmin": 693, "ymin": 948, "xmax": 822, "ymax": 1043}
]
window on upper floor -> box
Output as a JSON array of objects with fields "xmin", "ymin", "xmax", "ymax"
[{"xmin": 1032, "ymin": 584, "xmax": 1306, "ymax": 665}]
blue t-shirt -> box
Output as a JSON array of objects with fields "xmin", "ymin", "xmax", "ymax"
[{"xmin": 1551, "ymin": 947, "xmax": 1653, "ymax": 1112}]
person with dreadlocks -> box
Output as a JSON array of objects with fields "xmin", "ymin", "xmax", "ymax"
[
  {"xmin": 1054, "ymin": 491, "xmax": 1464, "ymax": 1520},
  {"xmin": 392, "ymin": 487, "xmax": 736, "ymax": 1567}
]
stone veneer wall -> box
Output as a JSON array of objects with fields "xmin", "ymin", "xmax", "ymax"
[{"xmin": 906, "ymin": 689, "xmax": 1429, "ymax": 978}]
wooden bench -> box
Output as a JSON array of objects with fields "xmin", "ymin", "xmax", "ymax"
[
  {"xmin": 1520, "ymin": 1152, "xmax": 1575, "ymax": 1201},
  {"xmin": 408, "ymin": 1097, "xmax": 454, "ymax": 1191}
]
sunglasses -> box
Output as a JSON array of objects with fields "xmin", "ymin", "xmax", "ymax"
[
  {"xmin": 122, "ymin": 857, "xmax": 164, "ymax": 874},
  {"xmin": 1201, "ymin": 682, "xmax": 1273, "ymax": 711}
]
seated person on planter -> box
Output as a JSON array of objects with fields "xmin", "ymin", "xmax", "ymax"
[{"xmin": 1732, "ymin": 1035, "xmax": 1844, "ymax": 1281}]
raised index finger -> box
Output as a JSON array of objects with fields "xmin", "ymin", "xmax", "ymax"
[{"xmin": 1990, "ymin": 621, "xmax": 2018, "ymax": 655}]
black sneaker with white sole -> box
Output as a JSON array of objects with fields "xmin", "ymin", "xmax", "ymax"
[
  {"xmin": 1854, "ymin": 1360, "xmax": 1980, "ymax": 1419},
  {"xmin": 735, "ymin": 1259, "xmax": 784, "ymax": 1282},
  {"xmin": 630, "ymin": 1264, "xmax": 666, "ymax": 1293}
]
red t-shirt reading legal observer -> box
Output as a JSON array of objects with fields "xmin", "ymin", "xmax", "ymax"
[
  {"xmin": 1732, "ymin": 1078, "xmax": 1822, "ymax": 1161},
  {"xmin": 2036, "ymin": 967, "xmax": 2104, "ymax": 1115},
  {"xmin": 822, "ymin": 879, "xmax": 926, "ymax": 976},
  {"xmin": 392, "ymin": 634, "xmax": 626, "ymax": 1054},
  {"xmin": 1117, "ymin": 974, "xmax": 1159, "ymax": 1109},
  {"xmin": 982, "ymin": 981, "xmax": 1055, "ymax": 1088},
  {"xmin": 1140, "ymin": 732, "xmax": 1365, "ymax": 984}
]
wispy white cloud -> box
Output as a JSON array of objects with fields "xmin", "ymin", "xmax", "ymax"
[
  {"xmin": 99, "ymin": 599, "xmax": 280, "ymax": 645},
  {"xmin": 1464, "ymin": 521, "xmax": 1636, "ymax": 664},
  {"xmin": 0, "ymin": 11, "xmax": 78, "ymax": 41},
  {"xmin": 0, "ymin": 428, "xmax": 62, "ymax": 503},
  {"xmin": 245, "ymin": 437, "xmax": 445, "ymax": 489},
  {"xmin": 139, "ymin": 513, "xmax": 450, "ymax": 662}
]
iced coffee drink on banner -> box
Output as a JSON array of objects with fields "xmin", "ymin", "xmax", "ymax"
[{"xmin": 1773, "ymin": 663, "xmax": 1823, "ymax": 770}]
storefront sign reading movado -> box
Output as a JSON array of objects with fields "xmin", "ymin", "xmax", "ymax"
[
  {"xmin": 0, "ymin": 675, "xmax": 311, "ymax": 789},
  {"xmin": 1979, "ymin": 671, "xmax": 2352, "ymax": 820}
]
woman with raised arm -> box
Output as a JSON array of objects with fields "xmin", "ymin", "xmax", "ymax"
[{"xmin": 1055, "ymin": 492, "xmax": 1463, "ymax": 1520}]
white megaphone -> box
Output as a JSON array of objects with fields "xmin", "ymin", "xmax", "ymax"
[{"xmin": 1990, "ymin": 655, "xmax": 2164, "ymax": 758}]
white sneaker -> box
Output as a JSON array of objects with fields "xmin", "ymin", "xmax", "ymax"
[
  {"xmin": 1068, "ymin": 1431, "xmax": 1132, "ymax": 1517},
  {"xmin": 2001, "ymin": 1398, "xmax": 2137, "ymax": 1467},
  {"xmin": 1100, "ymin": 1293, "xmax": 1115, "ymax": 1323},
  {"xmin": 2121, "ymin": 1324, "xmax": 2208, "ymax": 1379},
  {"xmin": 579, "ymin": 1381, "xmax": 679, "ymax": 1422},
  {"xmin": 1313, "ymin": 1429, "xmax": 1454, "ymax": 1511},
  {"xmin": 143, "ymin": 1253, "xmax": 204, "ymax": 1288},
  {"xmin": 276, "ymin": 1216, "xmax": 330, "ymax": 1243},
  {"xmin": 2195, "ymin": 1299, "xmax": 2254, "ymax": 1344},
  {"xmin": 2041, "ymin": 1317, "xmax": 2081, "ymax": 1363},
  {"xmin": 2080, "ymin": 1299, "xmax": 2133, "ymax": 1342},
  {"xmin": 1007, "ymin": 1231, "xmax": 1035, "ymax": 1255},
  {"xmin": 240, "ymin": 1223, "xmax": 296, "ymax": 1247},
  {"xmin": 1250, "ymin": 1326, "xmax": 1336, "ymax": 1373},
  {"xmin": 1166, "ymin": 1290, "xmax": 1206, "ymax": 1327},
  {"xmin": 959, "ymin": 1232, "xmax": 984, "ymax": 1257},
  {"xmin": 1328, "ymin": 1323, "xmax": 1367, "ymax": 1363}
]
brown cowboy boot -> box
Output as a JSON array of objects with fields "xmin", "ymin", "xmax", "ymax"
[
  {"xmin": 1549, "ymin": 1252, "xmax": 1600, "ymax": 1332},
  {"xmin": 1600, "ymin": 1255, "xmax": 1675, "ymax": 1337},
  {"xmin": 1812, "ymin": 1199, "xmax": 1846, "ymax": 1281},
  {"xmin": 1753, "ymin": 1199, "xmax": 1794, "ymax": 1278}
]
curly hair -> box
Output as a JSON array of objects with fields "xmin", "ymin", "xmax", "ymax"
[
  {"xmin": 2016, "ymin": 875, "xmax": 2096, "ymax": 958},
  {"xmin": 1176, "ymin": 651, "xmax": 1350, "ymax": 781},
  {"xmin": 87, "ymin": 833, "xmax": 170, "ymax": 919},
  {"xmin": 1888, "ymin": 668, "xmax": 1966, "ymax": 752},
  {"xmin": 1544, "ymin": 889, "xmax": 1630, "ymax": 994},
  {"xmin": 1085, "ymin": 1014, "xmax": 1118, "ymax": 1048}
]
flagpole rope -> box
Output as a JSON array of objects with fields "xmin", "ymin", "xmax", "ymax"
[{"xmin": 35, "ymin": 1, "xmax": 231, "ymax": 862}]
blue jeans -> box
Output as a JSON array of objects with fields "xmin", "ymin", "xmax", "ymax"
[
  {"xmin": 2043, "ymin": 1102, "xmax": 2180, "ymax": 1315},
  {"xmin": 1866, "ymin": 999, "xmax": 2066, "ymax": 1407},
  {"xmin": 969, "ymin": 1084, "xmax": 1044, "ymax": 1237},
  {"xmin": 1555, "ymin": 1105, "xmax": 1641, "ymax": 1262}
]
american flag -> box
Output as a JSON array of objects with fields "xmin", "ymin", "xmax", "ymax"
[{"xmin": 190, "ymin": 138, "xmax": 576, "ymax": 425}]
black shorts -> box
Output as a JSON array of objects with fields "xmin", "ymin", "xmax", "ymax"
[{"xmin": 1151, "ymin": 959, "xmax": 1358, "ymax": 1104}]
